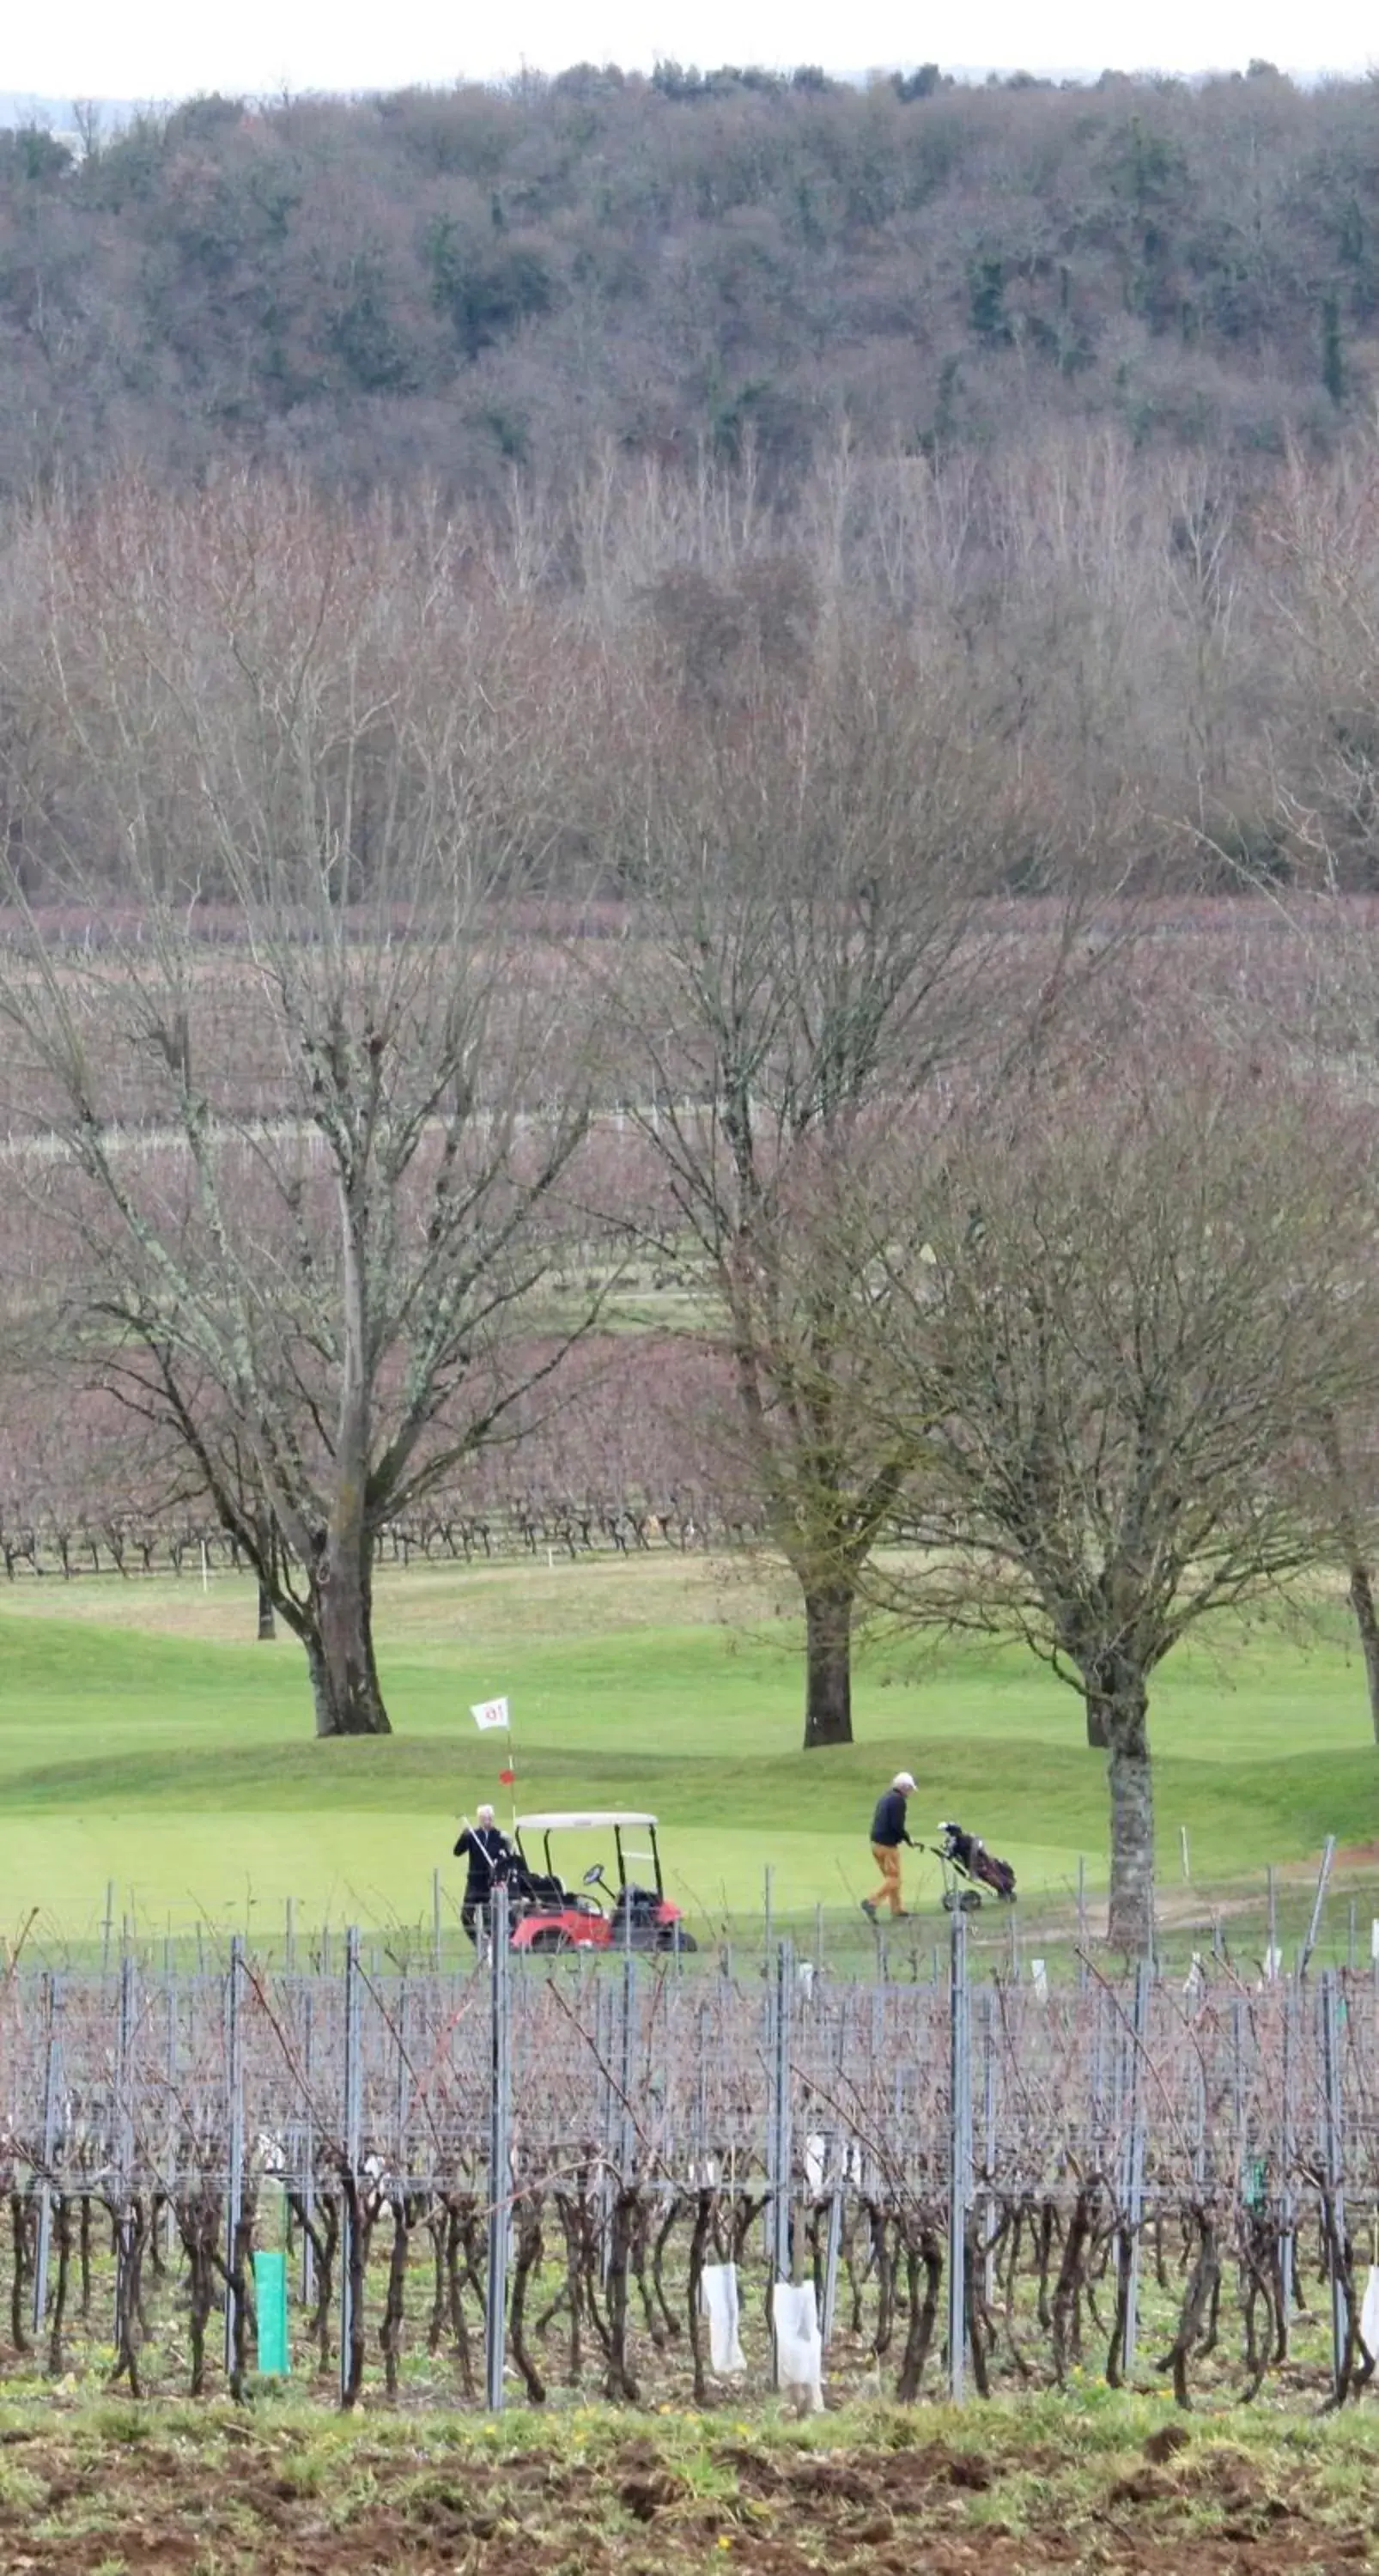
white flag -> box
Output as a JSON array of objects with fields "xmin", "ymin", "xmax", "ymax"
[{"xmin": 471, "ymin": 1696, "xmax": 510, "ymax": 1731}]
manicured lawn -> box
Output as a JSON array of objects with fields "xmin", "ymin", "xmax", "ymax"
[{"xmin": 0, "ymin": 1552, "xmax": 1375, "ymax": 1945}]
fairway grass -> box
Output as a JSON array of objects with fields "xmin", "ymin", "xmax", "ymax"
[{"xmin": 0, "ymin": 1552, "xmax": 1376, "ymax": 1944}]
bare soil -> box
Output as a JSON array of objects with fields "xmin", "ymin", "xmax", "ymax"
[{"xmin": 0, "ymin": 2410, "xmax": 1376, "ymax": 2575}]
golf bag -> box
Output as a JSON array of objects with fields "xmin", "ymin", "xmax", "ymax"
[
  {"xmin": 934, "ymin": 1820, "xmax": 1017, "ymax": 1906},
  {"xmin": 506, "ymin": 1856, "xmax": 567, "ymax": 1912}
]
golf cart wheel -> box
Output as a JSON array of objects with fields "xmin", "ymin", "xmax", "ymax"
[
  {"xmin": 657, "ymin": 1925, "xmax": 697, "ymax": 1953},
  {"xmin": 526, "ymin": 1927, "xmax": 573, "ymax": 1953},
  {"xmin": 942, "ymin": 1890, "xmax": 983, "ymax": 1914}
]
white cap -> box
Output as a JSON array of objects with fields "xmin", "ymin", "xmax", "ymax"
[
  {"xmin": 892, "ymin": 1772, "xmax": 916, "ymax": 1793},
  {"xmin": 477, "ymin": 1803, "xmax": 495, "ymax": 1825}
]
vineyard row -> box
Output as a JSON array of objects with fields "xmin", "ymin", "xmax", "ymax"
[
  {"xmin": 1, "ymin": 1927, "xmax": 1376, "ymax": 2414},
  {"xmin": 0, "ymin": 1494, "xmax": 762, "ymax": 1583}
]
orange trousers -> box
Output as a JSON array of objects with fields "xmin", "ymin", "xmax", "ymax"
[{"xmin": 869, "ymin": 1844, "xmax": 903, "ymax": 1916}]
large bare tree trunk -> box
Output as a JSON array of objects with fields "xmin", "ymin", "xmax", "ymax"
[
  {"xmin": 1094, "ymin": 1668, "xmax": 1153, "ymax": 1954},
  {"xmin": 254, "ymin": 1510, "xmax": 276, "ymax": 1639},
  {"xmin": 307, "ymin": 1193, "xmax": 392, "ymax": 1737},
  {"xmin": 307, "ymin": 1543, "xmax": 389, "ymax": 1737},
  {"xmin": 1347, "ymin": 1564, "xmax": 1379, "ymax": 1750},
  {"xmin": 803, "ymin": 1581, "xmax": 854, "ymax": 1750},
  {"xmin": 1316, "ymin": 1419, "xmax": 1379, "ymax": 1748},
  {"xmin": 308, "ymin": 1463, "xmax": 391, "ymax": 1733}
]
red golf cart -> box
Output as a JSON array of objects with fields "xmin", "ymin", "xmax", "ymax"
[{"xmin": 507, "ymin": 1811, "xmax": 697, "ymax": 1954}]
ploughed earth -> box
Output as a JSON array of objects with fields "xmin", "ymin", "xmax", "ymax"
[{"xmin": 0, "ymin": 2402, "xmax": 1376, "ymax": 2575}]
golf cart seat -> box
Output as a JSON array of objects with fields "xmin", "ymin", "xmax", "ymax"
[{"xmin": 508, "ymin": 1859, "xmax": 568, "ymax": 1911}]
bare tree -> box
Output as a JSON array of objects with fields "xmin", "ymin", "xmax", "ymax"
[
  {"xmin": 860, "ymin": 1053, "xmax": 1379, "ymax": 1950},
  {"xmin": 0, "ymin": 476, "xmax": 602, "ymax": 1735},
  {"xmin": 596, "ymin": 579, "xmax": 1124, "ymax": 1749},
  {"xmin": 1211, "ymin": 454, "xmax": 1379, "ymax": 1739}
]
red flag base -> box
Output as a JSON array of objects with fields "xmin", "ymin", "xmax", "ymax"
[{"xmin": 499, "ymin": 1767, "xmax": 515, "ymax": 1786}]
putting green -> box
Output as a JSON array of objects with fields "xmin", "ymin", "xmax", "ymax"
[{"xmin": 0, "ymin": 1553, "xmax": 1374, "ymax": 1941}]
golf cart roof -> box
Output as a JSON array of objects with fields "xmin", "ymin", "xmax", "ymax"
[{"xmin": 515, "ymin": 1811, "xmax": 658, "ymax": 1832}]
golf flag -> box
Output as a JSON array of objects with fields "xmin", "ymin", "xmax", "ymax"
[{"xmin": 471, "ymin": 1695, "xmax": 510, "ymax": 1731}]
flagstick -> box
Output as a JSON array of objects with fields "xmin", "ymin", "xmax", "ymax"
[{"xmin": 503, "ymin": 1717, "xmax": 519, "ymax": 1843}]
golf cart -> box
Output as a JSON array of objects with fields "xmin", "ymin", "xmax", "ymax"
[{"xmin": 507, "ymin": 1812, "xmax": 696, "ymax": 1954}]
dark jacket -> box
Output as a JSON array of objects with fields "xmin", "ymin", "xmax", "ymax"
[
  {"xmin": 870, "ymin": 1789, "xmax": 913, "ymax": 1849},
  {"xmin": 453, "ymin": 1823, "xmax": 512, "ymax": 1898}
]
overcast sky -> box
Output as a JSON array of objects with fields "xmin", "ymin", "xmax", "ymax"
[{"xmin": 3, "ymin": 0, "xmax": 1374, "ymax": 105}]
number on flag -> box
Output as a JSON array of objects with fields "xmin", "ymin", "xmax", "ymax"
[{"xmin": 471, "ymin": 1696, "xmax": 510, "ymax": 1731}]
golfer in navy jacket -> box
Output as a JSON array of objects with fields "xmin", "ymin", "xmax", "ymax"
[{"xmin": 861, "ymin": 1772, "xmax": 916, "ymax": 1921}]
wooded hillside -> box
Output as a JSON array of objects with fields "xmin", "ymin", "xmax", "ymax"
[{"xmin": 3, "ymin": 63, "xmax": 1378, "ymax": 494}]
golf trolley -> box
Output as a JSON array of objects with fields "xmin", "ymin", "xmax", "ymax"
[{"xmin": 932, "ymin": 1819, "xmax": 1018, "ymax": 1913}]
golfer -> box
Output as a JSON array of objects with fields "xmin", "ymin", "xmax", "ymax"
[
  {"xmin": 861, "ymin": 1772, "xmax": 917, "ymax": 1921},
  {"xmin": 453, "ymin": 1804, "xmax": 513, "ymax": 1946}
]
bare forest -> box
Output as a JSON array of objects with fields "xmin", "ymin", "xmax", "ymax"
[{"xmin": 2, "ymin": 65, "xmax": 1379, "ymax": 497}]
